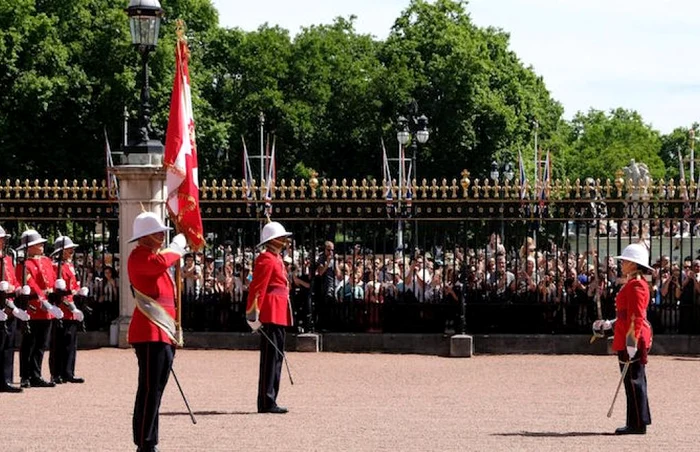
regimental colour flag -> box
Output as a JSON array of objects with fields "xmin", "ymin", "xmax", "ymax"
[{"xmin": 164, "ymin": 35, "xmax": 205, "ymax": 251}]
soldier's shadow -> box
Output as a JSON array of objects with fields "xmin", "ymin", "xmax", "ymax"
[
  {"xmin": 161, "ymin": 410, "xmax": 257, "ymax": 416},
  {"xmin": 494, "ymin": 431, "xmax": 616, "ymax": 437}
]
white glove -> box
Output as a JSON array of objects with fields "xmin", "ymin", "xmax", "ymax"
[
  {"xmin": 78, "ymin": 286, "xmax": 89, "ymax": 297},
  {"xmin": 0, "ymin": 281, "xmax": 8, "ymax": 292},
  {"xmin": 54, "ymin": 278, "xmax": 66, "ymax": 291},
  {"xmin": 12, "ymin": 307, "xmax": 30, "ymax": 321},
  {"xmin": 168, "ymin": 233, "xmax": 187, "ymax": 254},
  {"xmin": 21, "ymin": 285, "xmax": 31, "ymax": 296},
  {"xmin": 247, "ymin": 319, "xmax": 262, "ymax": 332},
  {"xmin": 592, "ymin": 319, "xmax": 605, "ymax": 331},
  {"xmin": 0, "ymin": 310, "xmax": 7, "ymax": 322},
  {"xmin": 626, "ymin": 346, "xmax": 637, "ymax": 359},
  {"xmin": 73, "ymin": 309, "xmax": 84, "ymax": 322},
  {"xmin": 50, "ymin": 306, "xmax": 64, "ymax": 320}
]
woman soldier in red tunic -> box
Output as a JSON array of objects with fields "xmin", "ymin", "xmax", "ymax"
[
  {"xmin": 593, "ymin": 243, "xmax": 652, "ymax": 435},
  {"xmin": 246, "ymin": 221, "xmax": 293, "ymax": 414},
  {"xmin": 127, "ymin": 212, "xmax": 186, "ymax": 452}
]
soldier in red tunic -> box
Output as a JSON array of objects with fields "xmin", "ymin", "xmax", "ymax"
[
  {"xmin": 246, "ymin": 221, "xmax": 293, "ymax": 414},
  {"xmin": 127, "ymin": 211, "xmax": 186, "ymax": 452},
  {"xmin": 15, "ymin": 229, "xmax": 64, "ymax": 388},
  {"xmin": 0, "ymin": 225, "xmax": 28, "ymax": 393},
  {"xmin": 593, "ymin": 243, "xmax": 652, "ymax": 435},
  {"xmin": 48, "ymin": 235, "xmax": 88, "ymax": 384}
]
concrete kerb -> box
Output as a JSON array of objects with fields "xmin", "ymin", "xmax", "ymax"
[{"xmin": 72, "ymin": 331, "xmax": 700, "ymax": 356}]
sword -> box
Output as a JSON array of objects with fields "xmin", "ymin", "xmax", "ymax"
[{"xmin": 258, "ymin": 327, "xmax": 294, "ymax": 385}]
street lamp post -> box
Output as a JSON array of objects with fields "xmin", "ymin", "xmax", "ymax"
[
  {"xmin": 124, "ymin": 0, "xmax": 165, "ymax": 156},
  {"xmin": 395, "ymin": 104, "xmax": 429, "ymax": 253}
]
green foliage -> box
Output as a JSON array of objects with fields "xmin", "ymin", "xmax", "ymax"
[
  {"xmin": 0, "ymin": 0, "xmax": 689, "ymax": 182},
  {"xmin": 561, "ymin": 108, "xmax": 665, "ymax": 182}
]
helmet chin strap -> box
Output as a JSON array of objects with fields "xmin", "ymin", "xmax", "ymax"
[
  {"xmin": 139, "ymin": 233, "xmax": 165, "ymax": 250},
  {"xmin": 266, "ymin": 237, "xmax": 287, "ymax": 252}
]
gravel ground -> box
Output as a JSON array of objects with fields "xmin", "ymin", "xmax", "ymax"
[{"xmin": 1, "ymin": 349, "xmax": 699, "ymax": 451}]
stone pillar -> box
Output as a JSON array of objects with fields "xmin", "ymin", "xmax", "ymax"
[{"xmin": 110, "ymin": 155, "xmax": 166, "ymax": 348}]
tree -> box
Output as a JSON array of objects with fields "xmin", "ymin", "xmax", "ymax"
[
  {"xmin": 562, "ymin": 108, "xmax": 665, "ymax": 182},
  {"xmin": 378, "ymin": 0, "xmax": 565, "ymax": 180},
  {"xmin": 659, "ymin": 125, "xmax": 698, "ymax": 181}
]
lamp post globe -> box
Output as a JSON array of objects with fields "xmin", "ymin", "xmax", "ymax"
[
  {"xmin": 126, "ymin": 0, "xmax": 165, "ymax": 50},
  {"xmin": 416, "ymin": 115, "xmax": 429, "ymax": 144},
  {"xmin": 396, "ymin": 116, "xmax": 410, "ymax": 146},
  {"xmin": 504, "ymin": 162, "xmax": 515, "ymax": 182},
  {"xmin": 490, "ymin": 161, "xmax": 499, "ymax": 182},
  {"xmin": 124, "ymin": 0, "xmax": 165, "ymax": 156}
]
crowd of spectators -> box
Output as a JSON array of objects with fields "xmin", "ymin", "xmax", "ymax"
[{"xmin": 68, "ymin": 221, "xmax": 700, "ymax": 335}]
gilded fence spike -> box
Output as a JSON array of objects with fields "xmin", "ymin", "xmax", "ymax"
[
  {"xmin": 370, "ymin": 178, "xmax": 379, "ymax": 199},
  {"xmin": 460, "ymin": 170, "xmax": 470, "ymax": 198},
  {"xmin": 220, "ymin": 179, "xmax": 229, "ymax": 200},
  {"xmin": 668, "ymin": 179, "xmax": 676, "ymax": 199},
  {"xmin": 439, "ymin": 178, "xmax": 448, "ymax": 199},
  {"xmin": 320, "ymin": 178, "xmax": 329, "ymax": 199},
  {"xmin": 99, "ymin": 179, "xmax": 108, "ymax": 199},
  {"xmin": 288, "ymin": 179, "xmax": 297, "ymax": 199},
  {"xmin": 278, "ymin": 179, "xmax": 286, "ymax": 200},
  {"xmin": 89, "ymin": 180, "xmax": 99, "ymax": 199},
  {"xmin": 471, "ymin": 178, "xmax": 480, "ymax": 198},
  {"xmin": 429, "ymin": 178, "xmax": 437, "ymax": 199},
  {"xmin": 328, "ymin": 179, "xmax": 337, "ymax": 199},
  {"xmin": 309, "ymin": 172, "xmax": 318, "ymax": 199},
  {"xmin": 360, "ymin": 179, "xmax": 369, "ymax": 199},
  {"xmin": 298, "ymin": 179, "xmax": 307, "ymax": 199},
  {"xmin": 210, "ymin": 179, "xmax": 219, "ymax": 200}
]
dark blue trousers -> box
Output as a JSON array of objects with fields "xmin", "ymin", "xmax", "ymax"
[
  {"xmin": 133, "ymin": 342, "xmax": 175, "ymax": 450},
  {"xmin": 257, "ymin": 324, "xmax": 286, "ymax": 411}
]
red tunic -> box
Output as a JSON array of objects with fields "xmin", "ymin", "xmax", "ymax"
[
  {"xmin": 127, "ymin": 245, "xmax": 181, "ymax": 345},
  {"xmin": 246, "ymin": 251, "xmax": 292, "ymax": 327},
  {"xmin": 15, "ymin": 256, "xmax": 56, "ymax": 320},
  {"xmin": 53, "ymin": 261, "xmax": 81, "ymax": 320},
  {"xmin": 612, "ymin": 277, "xmax": 652, "ymax": 352},
  {"xmin": 1, "ymin": 255, "xmax": 19, "ymax": 315},
  {"xmin": 1, "ymin": 255, "xmax": 19, "ymax": 288}
]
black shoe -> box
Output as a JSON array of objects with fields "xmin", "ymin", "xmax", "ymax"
[
  {"xmin": 20, "ymin": 379, "xmax": 30, "ymax": 388},
  {"xmin": 29, "ymin": 378, "xmax": 56, "ymax": 388},
  {"xmin": 51, "ymin": 376, "xmax": 64, "ymax": 385},
  {"xmin": 259, "ymin": 405, "xmax": 288, "ymax": 414},
  {"xmin": 615, "ymin": 425, "xmax": 646, "ymax": 435},
  {"xmin": 63, "ymin": 376, "xmax": 85, "ymax": 384},
  {"xmin": 0, "ymin": 384, "xmax": 23, "ymax": 393}
]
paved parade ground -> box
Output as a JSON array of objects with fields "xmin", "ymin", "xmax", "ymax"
[{"xmin": 2, "ymin": 349, "xmax": 700, "ymax": 451}]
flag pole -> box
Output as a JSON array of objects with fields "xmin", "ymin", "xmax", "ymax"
[{"xmin": 174, "ymin": 24, "xmax": 185, "ymax": 347}]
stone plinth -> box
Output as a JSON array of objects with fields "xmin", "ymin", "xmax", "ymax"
[
  {"xmin": 110, "ymin": 163, "xmax": 167, "ymax": 348},
  {"xmin": 296, "ymin": 333, "xmax": 321, "ymax": 352},
  {"xmin": 450, "ymin": 334, "xmax": 473, "ymax": 357}
]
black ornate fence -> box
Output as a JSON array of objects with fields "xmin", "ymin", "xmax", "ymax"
[{"xmin": 2, "ymin": 175, "xmax": 700, "ymax": 335}]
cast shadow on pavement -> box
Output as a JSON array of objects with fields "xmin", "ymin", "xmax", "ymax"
[
  {"xmin": 494, "ymin": 432, "xmax": 616, "ymax": 437},
  {"xmin": 161, "ymin": 410, "xmax": 258, "ymax": 416}
]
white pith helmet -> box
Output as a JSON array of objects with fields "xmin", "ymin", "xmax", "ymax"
[
  {"xmin": 16, "ymin": 229, "xmax": 47, "ymax": 250},
  {"xmin": 257, "ymin": 221, "xmax": 292, "ymax": 248},
  {"xmin": 614, "ymin": 243, "xmax": 651, "ymax": 270},
  {"xmin": 51, "ymin": 235, "xmax": 78, "ymax": 256},
  {"xmin": 129, "ymin": 212, "xmax": 172, "ymax": 243}
]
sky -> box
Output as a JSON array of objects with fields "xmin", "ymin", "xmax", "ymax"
[{"xmin": 210, "ymin": 0, "xmax": 700, "ymax": 134}]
